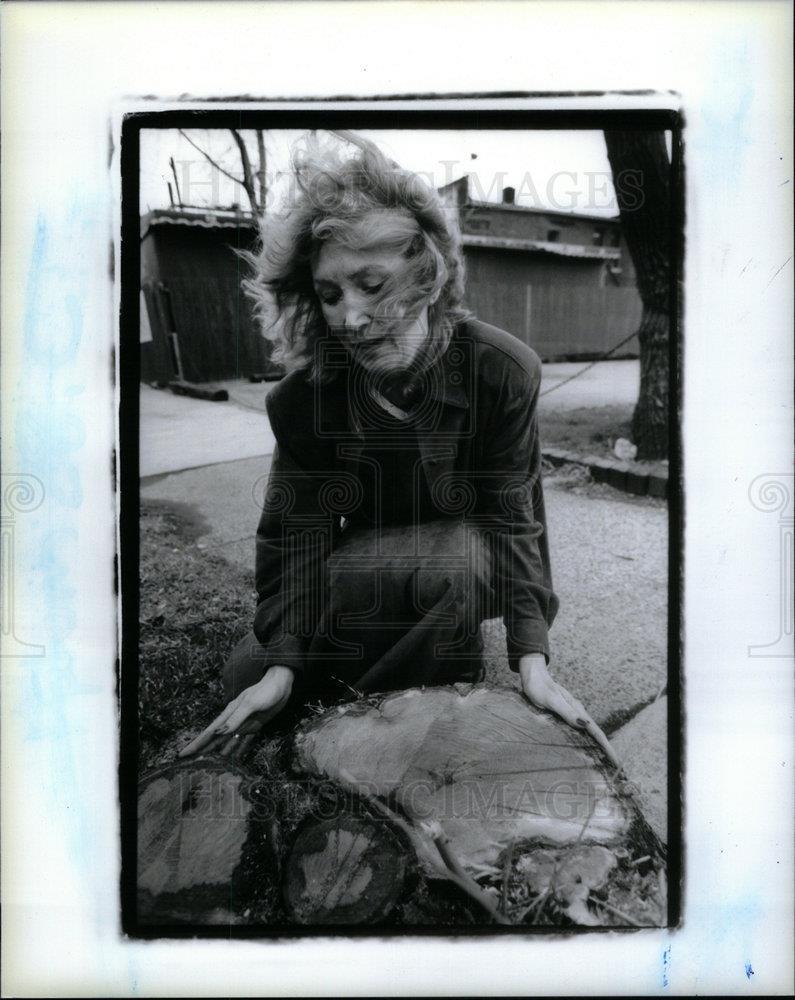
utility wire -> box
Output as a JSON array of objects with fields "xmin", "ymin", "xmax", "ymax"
[
  {"xmin": 539, "ymin": 330, "xmax": 639, "ymax": 398},
  {"xmin": 225, "ymin": 329, "xmax": 639, "ymax": 409}
]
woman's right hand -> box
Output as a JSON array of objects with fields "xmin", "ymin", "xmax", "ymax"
[
  {"xmin": 178, "ymin": 665, "xmax": 294, "ymax": 758},
  {"xmin": 519, "ymin": 654, "xmax": 620, "ymax": 769}
]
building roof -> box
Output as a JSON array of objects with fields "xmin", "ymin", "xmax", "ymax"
[
  {"xmin": 140, "ymin": 207, "xmax": 259, "ymax": 239},
  {"xmin": 438, "ymin": 175, "xmax": 621, "ymax": 224},
  {"xmin": 461, "ymin": 233, "xmax": 621, "ymax": 260},
  {"xmin": 464, "ymin": 199, "xmax": 621, "ymax": 225}
]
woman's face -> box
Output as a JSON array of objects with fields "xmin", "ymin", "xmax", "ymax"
[{"xmin": 311, "ymin": 242, "xmax": 430, "ymax": 374}]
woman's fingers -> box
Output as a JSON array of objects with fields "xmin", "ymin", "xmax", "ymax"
[
  {"xmin": 235, "ymin": 712, "xmax": 271, "ymax": 736},
  {"xmin": 558, "ymin": 688, "xmax": 621, "ymax": 769},
  {"xmin": 580, "ymin": 717, "xmax": 621, "ymax": 769},
  {"xmin": 177, "ymin": 696, "xmax": 243, "ymax": 757},
  {"xmin": 529, "ymin": 677, "xmax": 621, "ymax": 770},
  {"xmin": 217, "ymin": 694, "xmax": 291, "ymax": 757},
  {"xmin": 178, "ymin": 675, "xmax": 292, "ymax": 761},
  {"xmin": 202, "ymin": 732, "xmax": 232, "ymax": 756},
  {"xmin": 178, "ymin": 717, "xmax": 231, "ymax": 757},
  {"xmin": 540, "ymin": 683, "xmax": 581, "ymax": 727},
  {"xmin": 219, "ymin": 734, "xmax": 243, "ymax": 757},
  {"xmin": 218, "ymin": 713, "xmax": 271, "ymax": 757},
  {"xmin": 219, "ymin": 728, "xmax": 263, "ymax": 758},
  {"xmin": 183, "ymin": 712, "xmax": 262, "ymax": 759},
  {"xmin": 177, "ymin": 729, "xmax": 216, "ymax": 758},
  {"xmin": 555, "ymin": 685, "xmax": 595, "ymax": 728},
  {"xmin": 217, "ymin": 704, "xmax": 254, "ymax": 737},
  {"xmin": 219, "ymin": 693, "xmax": 283, "ymax": 736}
]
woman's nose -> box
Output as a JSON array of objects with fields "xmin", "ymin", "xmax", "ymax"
[{"xmin": 342, "ymin": 295, "xmax": 370, "ymax": 332}]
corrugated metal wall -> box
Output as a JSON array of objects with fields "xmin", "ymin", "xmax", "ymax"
[
  {"xmin": 463, "ymin": 248, "xmax": 642, "ymax": 360},
  {"xmin": 527, "ymin": 285, "xmax": 642, "ymax": 359},
  {"xmin": 465, "ymin": 276, "xmax": 642, "ymax": 360}
]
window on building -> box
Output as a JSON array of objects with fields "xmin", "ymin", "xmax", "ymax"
[
  {"xmin": 592, "ymin": 228, "xmax": 604, "ymax": 246},
  {"xmin": 546, "ymin": 229, "xmax": 559, "ymax": 242}
]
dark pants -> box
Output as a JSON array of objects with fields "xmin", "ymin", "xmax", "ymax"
[{"xmin": 222, "ymin": 518, "xmax": 494, "ymax": 704}]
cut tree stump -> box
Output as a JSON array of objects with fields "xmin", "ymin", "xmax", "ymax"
[
  {"xmin": 137, "ymin": 758, "xmax": 264, "ymax": 924},
  {"xmin": 294, "ymin": 685, "xmax": 634, "ymax": 878},
  {"xmin": 283, "ymin": 814, "xmax": 408, "ymax": 925}
]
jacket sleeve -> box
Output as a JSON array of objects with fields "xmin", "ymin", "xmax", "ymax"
[
  {"xmin": 252, "ymin": 387, "xmax": 342, "ymax": 675},
  {"xmin": 475, "ymin": 358, "xmax": 559, "ymax": 669}
]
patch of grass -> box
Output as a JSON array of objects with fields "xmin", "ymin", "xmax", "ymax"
[
  {"xmin": 538, "ymin": 404, "xmax": 634, "ymax": 459},
  {"xmin": 138, "ymin": 499, "xmax": 255, "ymax": 767}
]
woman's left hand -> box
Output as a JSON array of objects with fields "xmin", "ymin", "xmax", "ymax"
[{"xmin": 519, "ymin": 654, "xmax": 621, "ymax": 769}]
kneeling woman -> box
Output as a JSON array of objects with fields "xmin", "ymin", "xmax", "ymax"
[{"xmin": 180, "ymin": 133, "xmax": 613, "ymax": 762}]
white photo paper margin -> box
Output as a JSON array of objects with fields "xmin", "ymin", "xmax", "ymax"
[{"xmin": 1, "ymin": 1, "xmax": 793, "ymax": 995}]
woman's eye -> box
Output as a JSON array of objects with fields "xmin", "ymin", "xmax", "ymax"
[
  {"xmin": 362, "ymin": 282, "xmax": 385, "ymax": 296},
  {"xmin": 320, "ymin": 292, "xmax": 341, "ymax": 306}
]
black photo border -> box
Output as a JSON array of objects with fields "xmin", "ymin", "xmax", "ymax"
[{"xmin": 119, "ymin": 99, "xmax": 685, "ymax": 939}]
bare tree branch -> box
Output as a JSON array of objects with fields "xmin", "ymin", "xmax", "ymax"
[{"xmin": 177, "ymin": 129, "xmax": 246, "ymax": 188}]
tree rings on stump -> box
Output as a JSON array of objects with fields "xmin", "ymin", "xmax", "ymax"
[
  {"xmin": 294, "ymin": 685, "xmax": 633, "ymax": 878},
  {"xmin": 283, "ymin": 814, "xmax": 408, "ymax": 925},
  {"xmin": 137, "ymin": 757, "xmax": 261, "ymax": 924}
]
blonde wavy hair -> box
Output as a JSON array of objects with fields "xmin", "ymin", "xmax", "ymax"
[{"xmin": 242, "ymin": 132, "xmax": 469, "ymax": 383}]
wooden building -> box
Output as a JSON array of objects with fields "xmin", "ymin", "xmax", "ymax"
[
  {"xmin": 140, "ymin": 180, "xmax": 643, "ymax": 385},
  {"xmin": 440, "ymin": 176, "xmax": 643, "ymax": 360},
  {"xmin": 139, "ymin": 208, "xmax": 278, "ymax": 384}
]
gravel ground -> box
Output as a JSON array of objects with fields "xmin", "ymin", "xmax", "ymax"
[{"xmin": 481, "ymin": 471, "xmax": 668, "ymax": 730}]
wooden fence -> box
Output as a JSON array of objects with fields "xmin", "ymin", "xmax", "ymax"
[
  {"xmin": 526, "ymin": 285, "xmax": 642, "ymax": 359},
  {"xmin": 140, "ymin": 276, "xmax": 278, "ymax": 383},
  {"xmin": 466, "ymin": 282, "xmax": 643, "ymax": 361}
]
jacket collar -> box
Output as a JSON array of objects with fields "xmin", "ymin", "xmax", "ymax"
[{"xmin": 419, "ymin": 331, "xmax": 469, "ymax": 409}]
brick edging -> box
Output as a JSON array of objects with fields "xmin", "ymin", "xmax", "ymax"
[{"xmin": 542, "ymin": 447, "xmax": 669, "ymax": 498}]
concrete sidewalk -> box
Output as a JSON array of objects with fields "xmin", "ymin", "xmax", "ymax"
[
  {"xmin": 538, "ymin": 359, "xmax": 639, "ymax": 413},
  {"xmin": 140, "ymin": 384, "xmax": 275, "ymax": 478}
]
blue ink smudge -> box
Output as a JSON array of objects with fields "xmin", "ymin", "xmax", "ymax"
[
  {"xmin": 745, "ymin": 962, "xmax": 754, "ymax": 980},
  {"xmin": 662, "ymin": 944, "xmax": 671, "ymax": 988},
  {"xmin": 14, "ymin": 205, "xmax": 103, "ymax": 924}
]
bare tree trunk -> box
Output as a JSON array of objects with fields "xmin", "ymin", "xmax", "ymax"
[
  {"xmin": 256, "ymin": 129, "xmax": 267, "ymax": 211},
  {"xmin": 230, "ymin": 128, "xmax": 259, "ymax": 214},
  {"xmin": 604, "ymin": 131, "xmax": 672, "ymax": 460}
]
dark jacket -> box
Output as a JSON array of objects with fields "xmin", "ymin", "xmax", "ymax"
[{"xmin": 253, "ymin": 317, "xmax": 560, "ymax": 672}]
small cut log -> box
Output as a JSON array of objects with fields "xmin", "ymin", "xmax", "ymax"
[
  {"xmin": 137, "ymin": 758, "xmax": 261, "ymax": 924},
  {"xmin": 283, "ymin": 814, "xmax": 408, "ymax": 925},
  {"xmin": 168, "ymin": 380, "xmax": 229, "ymax": 402}
]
